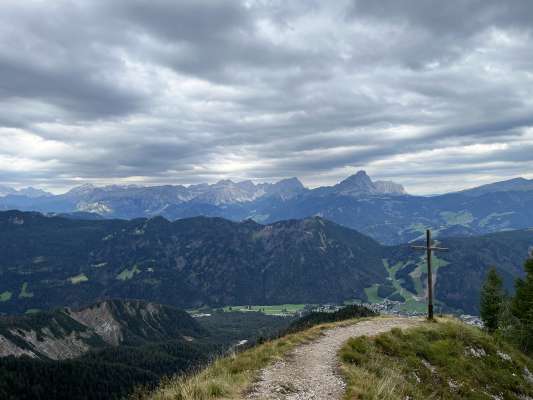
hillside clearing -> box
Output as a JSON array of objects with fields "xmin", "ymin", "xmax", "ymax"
[{"xmin": 221, "ymin": 304, "xmax": 307, "ymax": 316}]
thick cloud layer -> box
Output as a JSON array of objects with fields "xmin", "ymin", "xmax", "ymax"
[{"xmin": 1, "ymin": 0, "xmax": 532, "ymax": 194}]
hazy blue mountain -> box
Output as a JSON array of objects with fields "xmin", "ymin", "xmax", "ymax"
[
  {"xmin": 16, "ymin": 187, "xmax": 53, "ymax": 198},
  {"xmin": 0, "ymin": 177, "xmax": 305, "ymax": 216},
  {"xmin": 1, "ymin": 172, "xmax": 533, "ymax": 244},
  {"xmin": 256, "ymin": 188, "xmax": 533, "ymax": 244},
  {"xmin": 0, "ymin": 185, "xmax": 16, "ymax": 197},
  {"xmin": 458, "ymin": 177, "xmax": 533, "ymax": 196},
  {"xmin": 0, "ymin": 186, "xmax": 52, "ymax": 199},
  {"xmin": 1, "ymin": 210, "xmax": 532, "ymax": 315}
]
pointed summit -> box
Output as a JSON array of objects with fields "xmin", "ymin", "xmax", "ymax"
[
  {"xmin": 335, "ymin": 170, "xmax": 376, "ymax": 194},
  {"xmin": 333, "ymin": 170, "xmax": 407, "ymax": 196}
]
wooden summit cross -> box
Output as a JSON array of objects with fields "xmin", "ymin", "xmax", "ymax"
[{"xmin": 411, "ymin": 229, "xmax": 448, "ymax": 320}]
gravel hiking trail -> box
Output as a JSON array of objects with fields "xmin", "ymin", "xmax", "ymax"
[{"xmin": 246, "ymin": 317, "xmax": 421, "ymax": 400}]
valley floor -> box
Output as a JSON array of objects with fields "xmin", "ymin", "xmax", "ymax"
[{"xmin": 246, "ymin": 317, "xmax": 421, "ymax": 400}]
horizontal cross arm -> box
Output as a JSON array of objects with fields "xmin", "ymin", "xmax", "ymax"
[
  {"xmin": 410, "ymin": 245, "xmax": 427, "ymax": 250},
  {"xmin": 431, "ymin": 246, "xmax": 448, "ymax": 251}
]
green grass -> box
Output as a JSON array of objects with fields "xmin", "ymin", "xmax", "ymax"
[
  {"xmin": 410, "ymin": 256, "xmax": 426, "ymax": 295},
  {"xmin": 399, "ymin": 297, "xmax": 428, "ymax": 313},
  {"xmin": 363, "ymin": 256, "xmax": 450, "ymax": 314},
  {"xmin": 69, "ymin": 273, "xmax": 89, "ymax": 284},
  {"xmin": 221, "ymin": 304, "xmax": 306, "ymax": 315},
  {"xmin": 440, "ymin": 211, "xmax": 474, "ymax": 226},
  {"xmin": 362, "ymin": 260, "xmax": 426, "ymax": 313},
  {"xmin": 397, "ymin": 255, "xmax": 448, "ymax": 313},
  {"xmin": 403, "ymin": 223, "xmax": 428, "ymax": 235},
  {"xmin": 383, "ymin": 259, "xmax": 409, "ymax": 296},
  {"xmin": 479, "ymin": 211, "xmax": 515, "ymax": 227},
  {"xmin": 0, "ymin": 291, "xmax": 12, "ymax": 302},
  {"xmin": 340, "ymin": 318, "xmax": 533, "ymax": 399},
  {"xmin": 18, "ymin": 282, "xmax": 33, "ymax": 299},
  {"xmin": 408, "ymin": 253, "xmax": 450, "ymax": 297},
  {"xmin": 364, "ymin": 284, "xmax": 383, "ymax": 303},
  {"xmin": 143, "ymin": 317, "xmax": 371, "ymax": 400},
  {"xmin": 116, "ymin": 265, "xmax": 141, "ymax": 281}
]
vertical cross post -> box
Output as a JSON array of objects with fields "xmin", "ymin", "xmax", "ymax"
[
  {"xmin": 411, "ymin": 229, "xmax": 448, "ymax": 320},
  {"xmin": 426, "ymin": 229, "xmax": 434, "ymax": 319}
]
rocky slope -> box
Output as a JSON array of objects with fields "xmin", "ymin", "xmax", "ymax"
[{"xmin": 0, "ymin": 299, "xmax": 205, "ymax": 359}]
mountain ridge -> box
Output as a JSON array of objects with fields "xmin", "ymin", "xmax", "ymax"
[
  {"xmin": 3, "ymin": 172, "xmax": 533, "ymax": 245},
  {"xmin": 0, "ymin": 299, "xmax": 206, "ymax": 360},
  {"xmin": 0, "ymin": 210, "xmax": 532, "ymax": 315}
]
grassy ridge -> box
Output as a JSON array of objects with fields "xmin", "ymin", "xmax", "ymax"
[
  {"xmin": 146, "ymin": 327, "xmax": 321, "ymax": 399},
  {"xmin": 143, "ymin": 317, "xmax": 374, "ymax": 400},
  {"xmin": 340, "ymin": 318, "xmax": 533, "ymax": 399}
]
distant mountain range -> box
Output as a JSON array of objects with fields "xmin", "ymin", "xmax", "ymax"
[
  {"xmin": 1, "ymin": 210, "xmax": 532, "ymax": 316},
  {"xmin": 0, "ymin": 185, "xmax": 52, "ymax": 198},
  {"xmin": 1, "ymin": 172, "xmax": 532, "ymax": 244}
]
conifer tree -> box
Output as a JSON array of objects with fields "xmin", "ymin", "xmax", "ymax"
[
  {"xmin": 512, "ymin": 254, "xmax": 533, "ymax": 351},
  {"xmin": 480, "ymin": 267, "xmax": 504, "ymax": 332}
]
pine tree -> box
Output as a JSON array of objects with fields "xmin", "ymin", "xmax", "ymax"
[
  {"xmin": 511, "ymin": 254, "xmax": 533, "ymax": 352},
  {"xmin": 480, "ymin": 267, "xmax": 504, "ymax": 332}
]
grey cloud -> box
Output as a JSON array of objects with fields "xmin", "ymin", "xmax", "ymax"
[
  {"xmin": 346, "ymin": 1, "xmax": 533, "ymax": 70},
  {"xmin": 0, "ymin": 1, "xmax": 147, "ymax": 123},
  {"xmin": 0, "ymin": 0, "xmax": 532, "ymax": 193},
  {"xmin": 0, "ymin": 57, "xmax": 144, "ymax": 120},
  {"xmin": 350, "ymin": 0, "xmax": 533, "ymax": 33}
]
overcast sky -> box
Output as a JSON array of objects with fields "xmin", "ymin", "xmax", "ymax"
[{"xmin": 1, "ymin": 0, "xmax": 532, "ymax": 194}]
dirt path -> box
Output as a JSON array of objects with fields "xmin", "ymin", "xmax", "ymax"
[{"xmin": 246, "ymin": 317, "xmax": 421, "ymax": 400}]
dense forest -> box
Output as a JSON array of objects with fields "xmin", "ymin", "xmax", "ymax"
[
  {"xmin": 0, "ymin": 310, "xmax": 293, "ymax": 400},
  {"xmin": 2, "ymin": 210, "xmax": 533, "ymax": 316}
]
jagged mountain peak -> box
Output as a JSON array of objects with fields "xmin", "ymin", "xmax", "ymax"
[
  {"xmin": 373, "ymin": 180, "xmax": 407, "ymax": 195},
  {"xmin": 66, "ymin": 183, "xmax": 96, "ymax": 196},
  {"xmin": 17, "ymin": 187, "xmax": 53, "ymax": 198},
  {"xmin": 337, "ymin": 170, "xmax": 374, "ymax": 190},
  {"xmin": 214, "ymin": 179, "xmax": 235, "ymax": 186},
  {"xmin": 275, "ymin": 177, "xmax": 304, "ymax": 188},
  {"xmin": 332, "ymin": 170, "xmax": 406, "ymax": 196},
  {"xmin": 0, "ymin": 185, "xmax": 52, "ymax": 198}
]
